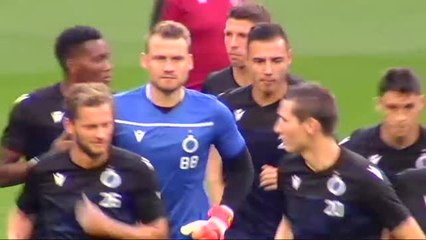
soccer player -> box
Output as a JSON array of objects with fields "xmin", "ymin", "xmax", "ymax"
[
  {"xmin": 274, "ymin": 82, "xmax": 424, "ymax": 239},
  {"xmin": 213, "ymin": 23, "xmax": 301, "ymax": 239},
  {"xmin": 150, "ymin": 0, "xmax": 236, "ymax": 90},
  {"xmin": 8, "ymin": 83, "xmax": 168, "ymax": 239},
  {"xmin": 340, "ymin": 68, "xmax": 425, "ymax": 180},
  {"xmin": 202, "ymin": 3, "xmax": 272, "ymax": 96},
  {"xmin": 393, "ymin": 168, "xmax": 426, "ymax": 232},
  {"xmin": 0, "ymin": 25, "xmax": 112, "ymax": 187},
  {"xmin": 113, "ymin": 21, "xmax": 254, "ymax": 239}
]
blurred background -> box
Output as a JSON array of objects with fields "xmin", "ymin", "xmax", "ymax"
[{"xmin": 0, "ymin": 0, "xmax": 425, "ymax": 237}]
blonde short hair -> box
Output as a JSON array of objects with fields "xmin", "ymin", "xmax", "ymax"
[
  {"xmin": 65, "ymin": 82, "xmax": 113, "ymax": 120},
  {"xmin": 147, "ymin": 20, "xmax": 191, "ymax": 51}
]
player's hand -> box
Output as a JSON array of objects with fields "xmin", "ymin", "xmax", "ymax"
[
  {"xmin": 75, "ymin": 193, "xmax": 108, "ymax": 236},
  {"xmin": 180, "ymin": 205, "xmax": 233, "ymax": 240},
  {"xmin": 50, "ymin": 131, "xmax": 73, "ymax": 152},
  {"xmin": 259, "ymin": 165, "xmax": 278, "ymax": 191}
]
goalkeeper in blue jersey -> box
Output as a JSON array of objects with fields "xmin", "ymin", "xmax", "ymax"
[{"xmin": 113, "ymin": 20, "xmax": 254, "ymax": 240}]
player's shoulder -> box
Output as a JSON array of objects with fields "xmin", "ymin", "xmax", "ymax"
[
  {"xmin": 114, "ymin": 86, "xmax": 144, "ymax": 102},
  {"xmin": 339, "ymin": 124, "xmax": 379, "ymax": 145},
  {"xmin": 340, "ymin": 147, "xmax": 388, "ymax": 184},
  {"xmin": 11, "ymin": 83, "xmax": 61, "ymax": 109},
  {"xmin": 287, "ymin": 74, "xmax": 305, "ymax": 86},
  {"xmin": 278, "ymin": 153, "xmax": 305, "ymax": 174},
  {"xmin": 30, "ymin": 150, "xmax": 70, "ymax": 173},
  {"xmin": 185, "ymin": 88, "xmax": 225, "ymax": 109},
  {"xmin": 396, "ymin": 168, "xmax": 426, "ymax": 186},
  {"xmin": 110, "ymin": 146, "xmax": 155, "ymax": 172},
  {"xmin": 206, "ymin": 67, "xmax": 232, "ymax": 83},
  {"xmin": 218, "ymin": 85, "xmax": 252, "ymax": 110}
]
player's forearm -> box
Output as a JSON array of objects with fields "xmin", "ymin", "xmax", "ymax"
[
  {"xmin": 8, "ymin": 208, "xmax": 34, "ymax": 239},
  {"xmin": 102, "ymin": 217, "xmax": 169, "ymax": 239},
  {"xmin": 275, "ymin": 216, "xmax": 293, "ymax": 240},
  {"xmin": 390, "ymin": 217, "xmax": 425, "ymax": 239},
  {"xmin": 0, "ymin": 162, "xmax": 31, "ymax": 187},
  {"xmin": 221, "ymin": 148, "xmax": 254, "ymax": 210},
  {"xmin": 206, "ymin": 147, "xmax": 224, "ymax": 204}
]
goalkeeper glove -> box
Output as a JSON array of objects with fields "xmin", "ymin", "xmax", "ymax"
[{"xmin": 180, "ymin": 205, "xmax": 234, "ymax": 240}]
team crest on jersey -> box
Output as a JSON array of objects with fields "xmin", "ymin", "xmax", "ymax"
[
  {"xmin": 100, "ymin": 168, "xmax": 122, "ymax": 188},
  {"xmin": 415, "ymin": 153, "xmax": 426, "ymax": 169},
  {"xmin": 233, "ymin": 109, "xmax": 245, "ymax": 121},
  {"xmin": 50, "ymin": 111, "xmax": 64, "ymax": 123},
  {"xmin": 327, "ymin": 174, "xmax": 346, "ymax": 196},
  {"xmin": 182, "ymin": 132, "xmax": 199, "ymax": 154}
]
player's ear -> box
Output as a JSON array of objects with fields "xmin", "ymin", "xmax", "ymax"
[
  {"xmin": 63, "ymin": 117, "xmax": 74, "ymax": 136},
  {"xmin": 304, "ymin": 117, "xmax": 317, "ymax": 135},
  {"xmin": 417, "ymin": 94, "xmax": 425, "ymax": 110},
  {"xmin": 66, "ymin": 59, "xmax": 76, "ymax": 74},
  {"xmin": 374, "ymin": 96, "xmax": 382, "ymax": 113},
  {"xmin": 287, "ymin": 48, "xmax": 293, "ymax": 66},
  {"xmin": 140, "ymin": 52, "xmax": 148, "ymax": 69},
  {"xmin": 188, "ymin": 53, "xmax": 194, "ymax": 71}
]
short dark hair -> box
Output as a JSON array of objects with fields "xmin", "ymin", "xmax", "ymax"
[
  {"xmin": 378, "ymin": 68, "xmax": 422, "ymax": 96},
  {"xmin": 247, "ymin": 23, "xmax": 290, "ymax": 48},
  {"xmin": 228, "ymin": 3, "xmax": 271, "ymax": 24},
  {"xmin": 64, "ymin": 82, "xmax": 113, "ymax": 120},
  {"xmin": 146, "ymin": 20, "xmax": 191, "ymax": 52},
  {"xmin": 285, "ymin": 83, "xmax": 338, "ymax": 136},
  {"xmin": 55, "ymin": 26, "xmax": 103, "ymax": 72}
]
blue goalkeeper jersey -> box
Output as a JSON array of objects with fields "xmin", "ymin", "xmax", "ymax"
[{"xmin": 113, "ymin": 84, "xmax": 246, "ymax": 239}]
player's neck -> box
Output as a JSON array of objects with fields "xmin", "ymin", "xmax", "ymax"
[
  {"xmin": 232, "ymin": 65, "xmax": 252, "ymax": 87},
  {"xmin": 147, "ymin": 84, "xmax": 185, "ymax": 108},
  {"xmin": 302, "ymin": 136, "xmax": 341, "ymax": 173},
  {"xmin": 380, "ymin": 124, "xmax": 421, "ymax": 150},
  {"xmin": 70, "ymin": 146, "xmax": 109, "ymax": 169},
  {"xmin": 252, "ymin": 80, "xmax": 287, "ymax": 107},
  {"xmin": 60, "ymin": 80, "xmax": 72, "ymax": 96}
]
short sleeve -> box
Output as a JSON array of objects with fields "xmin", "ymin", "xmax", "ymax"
[
  {"xmin": 1, "ymin": 96, "xmax": 31, "ymax": 154},
  {"xmin": 364, "ymin": 164, "xmax": 410, "ymax": 230},
  {"xmin": 212, "ymin": 100, "xmax": 246, "ymax": 160},
  {"xmin": 134, "ymin": 157, "xmax": 166, "ymax": 223},
  {"xmin": 16, "ymin": 168, "xmax": 39, "ymax": 215}
]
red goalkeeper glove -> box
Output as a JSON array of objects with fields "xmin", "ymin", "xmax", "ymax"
[{"xmin": 180, "ymin": 205, "xmax": 234, "ymax": 240}]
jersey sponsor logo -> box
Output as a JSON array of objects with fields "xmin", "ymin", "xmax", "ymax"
[
  {"xmin": 368, "ymin": 154, "xmax": 382, "ymax": 165},
  {"xmin": 233, "ymin": 109, "xmax": 245, "ymax": 121},
  {"xmin": 50, "ymin": 111, "xmax": 64, "ymax": 123},
  {"xmin": 291, "ymin": 175, "xmax": 301, "ymax": 190},
  {"xmin": 367, "ymin": 165, "xmax": 384, "ymax": 180},
  {"xmin": 327, "ymin": 174, "xmax": 346, "ymax": 196},
  {"xmin": 53, "ymin": 172, "xmax": 66, "ymax": 187},
  {"xmin": 100, "ymin": 168, "xmax": 122, "ymax": 188},
  {"xmin": 99, "ymin": 192, "xmax": 122, "ymax": 208},
  {"xmin": 182, "ymin": 133, "xmax": 199, "ymax": 154},
  {"xmin": 134, "ymin": 130, "xmax": 145, "ymax": 143},
  {"xmin": 415, "ymin": 153, "xmax": 426, "ymax": 169},
  {"xmin": 324, "ymin": 199, "xmax": 345, "ymax": 217}
]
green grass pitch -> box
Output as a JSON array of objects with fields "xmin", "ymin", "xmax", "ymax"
[{"xmin": 0, "ymin": 0, "xmax": 425, "ymax": 237}]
